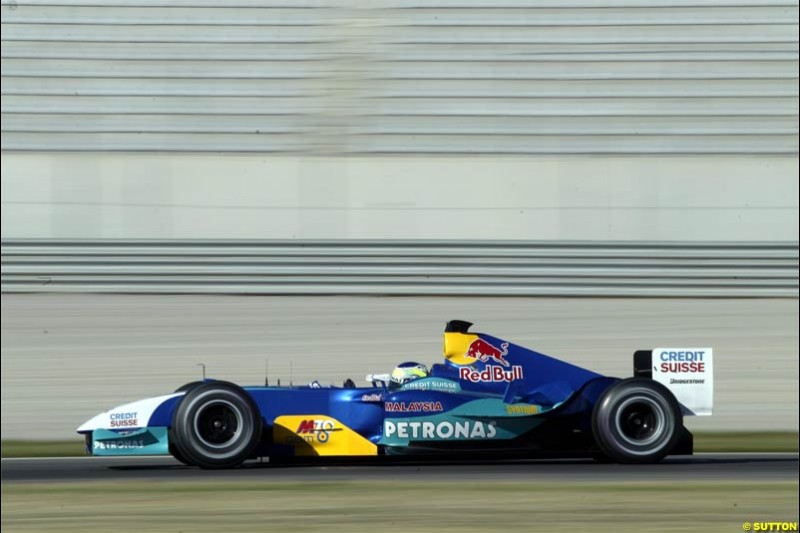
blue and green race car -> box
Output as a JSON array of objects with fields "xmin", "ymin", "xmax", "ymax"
[{"xmin": 78, "ymin": 320, "xmax": 713, "ymax": 468}]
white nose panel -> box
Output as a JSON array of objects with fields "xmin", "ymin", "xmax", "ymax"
[{"xmin": 76, "ymin": 393, "xmax": 183, "ymax": 432}]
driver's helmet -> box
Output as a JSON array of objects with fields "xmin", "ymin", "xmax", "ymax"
[{"xmin": 389, "ymin": 362, "xmax": 429, "ymax": 390}]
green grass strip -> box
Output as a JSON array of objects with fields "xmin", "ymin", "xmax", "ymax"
[
  {"xmin": 694, "ymin": 431, "xmax": 798, "ymax": 453},
  {"xmin": 1, "ymin": 440, "xmax": 85, "ymax": 458}
]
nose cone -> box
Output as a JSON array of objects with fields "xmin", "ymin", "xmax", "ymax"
[
  {"xmin": 77, "ymin": 412, "xmax": 107, "ymax": 433},
  {"xmin": 75, "ymin": 393, "xmax": 182, "ymax": 434}
]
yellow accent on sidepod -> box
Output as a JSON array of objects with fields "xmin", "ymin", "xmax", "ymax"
[
  {"xmin": 273, "ymin": 415, "xmax": 378, "ymax": 456},
  {"xmin": 443, "ymin": 331, "xmax": 479, "ymax": 366}
]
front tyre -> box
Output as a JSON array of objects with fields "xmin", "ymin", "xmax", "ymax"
[
  {"xmin": 168, "ymin": 441, "xmax": 193, "ymax": 466},
  {"xmin": 171, "ymin": 381, "xmax": 261, "ymax": 469},
  {"xmin": 174, "ymin": 381, "xmax": 205, "ymax": 394},
  {"xmin": 168, "ymin": 381, "xmax": 205, "ymax": 466},
  {"xmin": 591, "ymin": 378, "xmax": 682, "ymax": 464}
]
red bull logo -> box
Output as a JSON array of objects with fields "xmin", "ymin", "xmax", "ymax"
[{"xmin": 465, "ymin": 338, "xmax": 510, "ymax": 367}]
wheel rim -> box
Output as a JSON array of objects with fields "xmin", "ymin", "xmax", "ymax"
[
  {"xmin": 614, "ymin": 395, "xmax": 666, "ymax": 447},
  {"xmin": 193, "ymin": 400, "xmax": 243, "ymax": 449}
]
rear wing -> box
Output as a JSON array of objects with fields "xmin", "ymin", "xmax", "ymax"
[{"xmin": 634, "ymin": 348, "xmax": 713, "ymax": 416}]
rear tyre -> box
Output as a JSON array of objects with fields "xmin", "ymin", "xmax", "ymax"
[
  {"xmin": 171, "ymin": 381, "xmax": 261, "ymax": 469},
  {"xmin": 591, "ymin": 378, "xmax": 682, "ymax": 464}
]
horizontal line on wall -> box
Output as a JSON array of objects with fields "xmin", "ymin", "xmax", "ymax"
[
  {"xmin": 2, "ymin": 240, "xmax": 797, "ymax": 297},
  {"xmin": 4, "ymin": 200, "xmax": 798, "ymax": 210}
]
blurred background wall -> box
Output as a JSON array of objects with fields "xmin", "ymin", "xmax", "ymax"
[
  {"xmin": 2, "ymin": 1, "xmax": 798, "ymax": 241},
  {"xmin": 1, "ymin": 1, "xmax": 798, "ymax": 439},
  {"xmin": 1, "ymin": 154, "xmax": 798, "ymax": 241}
]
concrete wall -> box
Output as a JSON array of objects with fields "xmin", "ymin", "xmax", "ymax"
[
  {"xmin": 3, "ymin": 2, "xmax": 797, "ymax": 155},
  {"xmin": 2, "ymin": 153, "xmax": 798, "ymax": 241},
  {"xmin": 3, "ymin": 2, "xmax": 797, "ymax": 241},
  {"xmin": 1, "ymin": 294, "xmax": 797, "ymax": 440}
]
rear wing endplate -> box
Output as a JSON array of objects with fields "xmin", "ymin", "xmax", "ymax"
[{"xmin": 634, "ymin": 348, "xmax": 713, "ymax": 416}]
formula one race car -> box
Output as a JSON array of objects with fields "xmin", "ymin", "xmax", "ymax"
[{"xmin": 77, "ymin": 320, "xmax": 713, "ymax": 467}]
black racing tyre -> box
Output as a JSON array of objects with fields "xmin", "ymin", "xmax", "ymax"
[
  {"xmin": 170, "ymin": 381, "xmax": 262, "ymax": 469},
  {"xmin": 168, "ymin": 382, "xmax": 205, "ymax": 465},
  {"xmin": 591, "ymin": 378, "xmax": 683, "ymax": 464},
  {"xmin": 168, "ymin": 441, "xmax": 193, "ymax": 466},
  {"xmin": 175, "ymin": 381, "xmax": 205, "ymax": 393}
]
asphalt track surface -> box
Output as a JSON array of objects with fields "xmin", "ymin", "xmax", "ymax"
[{"xmin": 2, "ymin": 453, "xmax": 797, "ymax": 483}]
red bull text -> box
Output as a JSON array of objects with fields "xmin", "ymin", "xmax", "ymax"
[{"xmin": 459, "ymin": 365, "xmax": 524, "ymax": 383}]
